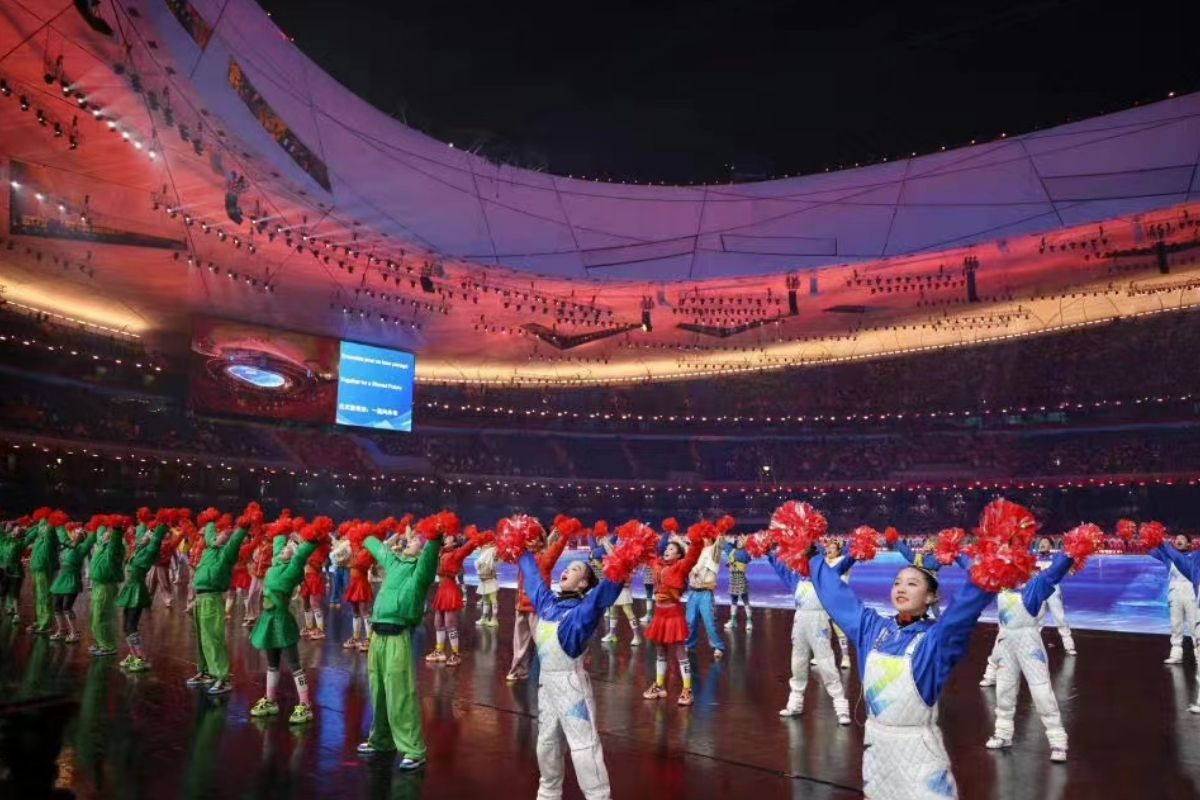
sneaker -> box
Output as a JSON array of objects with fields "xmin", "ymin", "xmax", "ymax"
[
  {"xmin": 310, "ymin": 629, "xmax": 326, "ymax": 641},
  {"xmin": 288, "ymin": 703, "xmax": 314, "ymax": 725},
  {"xmin": 840, "ymin": 655, "xmax": 851, "ymax": 669},
  {"xmin": 94, "ymin": 647, "xmax": 117, "ymax": 657},
  {"xmin": 630, "ymin": 635, "xmax": 641, "ymax": 646},
  {"xmin": 342, "ymin": 637, "xmax": 360, "ymax": 650},
  {"xmin": 745, "ymin": 621, "xmax": 753, "ymax": 630},
  {"xmin": 714, "ymin": 649, "xmax": 725, "ymax": 661},
  {"xmin": 88, "ymin": 644, "xmax": 102, "ymax": 656},
  {"xmin": 207, "ymin": 679, "xmax": 232, "ymax": 695},
  {"xmin": 250, "ymin": 698, "xmax": 280, "ymax": 717},
  {"xmin": 505, "ymin": 672, "xmax": 526, "ymax": 683},
  {"xmin": 985, "ymin": 736, "xmax": 1012, "ymax": 750},
  {"xmin": 64, "ymin": 633, "xmax": 80, "ymax": 643},
  {"xmin": 642, "ymin": 684, "xmax": 667, "ymax": 700},
  {"xmin": 475, "ymin": 617, "xmax": 486, "ymax": 627},
  {"xmin": 357, "ymin": 741, "xmax": 390, "ymax": 756},
  {"xmin": 811, "ymin": 658, "xmax": 818, "ymax": 666},
  {"xmin": 485, "ymin": 618, "xmax": 499, "ymax": 628},
  {"xmin": 397, "ymin": 757, "xmax": 426, "ymax": 771},
  {"xmin": 779, "ymin": 705, "xmax": 803, "ymax": 718},
  {"xmin": 724, "ymin": 619, "xmax": 735, "ymax": 630},
  {"xmin": 425, "ymin": 650, "xmax": 446, "ymax": 663},
  {"xmin": 119, "ymin": 654, "xmax": 135, "ymax": 669},
  {"xmin": 1189, "ymin": 705, "xmax": 1200, "ymax": 714},
  {"xmin": 48, "ymin": 632, "xmax": 64, "ymax": 641},
  {"xmin": 126, "ymin": 657, "xmax": 150, "ymax": 672},
  {"xmin": 1165, "ymin": 653, "xmax": 1184, "ymax": 665},
  {"xmin": 1050, "ymin": 748, "xmax": 1067, "ymax": 763},
  {"xmin": 837, "ymin": 713, "xmax": 852, "ymax": 726},
  {"xmin": 979, "ymin": 676, "xmax": 996, "ymax": 687},
  {"xmin": 356, "ymin": 639, "xmax": 370, "ymax": 653},
  {"xmin": 1065, "ymin": 649, "xmax": 1076, "ymax": 656},
  {"xmin": 445, "ymin": 652, "xmax": 462, "ymax": 666},
  {"xmin": 601, "ymin": 633, "xmax": 617, "ymax": 643},
  {"xmin": 186, "ymin": 672, "xmax": 214, "ymax": 687},
  {"xmin": 640, "ymin": 615, "xmax": 651, "ymax": 626},
  {"xmin": 677, "ymin": 688, "xmax": 694, "ymax": 706}
]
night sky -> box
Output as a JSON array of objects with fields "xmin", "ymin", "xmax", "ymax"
[{"xmin": 258, "ymin": 0, "xmax": 1200, "ymax": 184}]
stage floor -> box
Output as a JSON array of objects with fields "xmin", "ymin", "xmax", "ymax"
[{"xmin": 2, "ymin": 585, "xmax": 1199, "ymax": 800}]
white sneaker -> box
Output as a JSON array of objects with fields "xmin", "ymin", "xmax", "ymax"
[
  {"xmin": 1188, "ymin": 705, "xmax": 1200, "ymax": 714},
  {"xmin": 475, "ymin": 617, "xmax": 485, "ymax": 627},
  {"xmin": 630, "ymin": 635, "xmax": 642, "ymax": 647},
  {"xmin": 1165, "ymin": 651, "xmax": 1183, "ymax": 664},
  {"xmin": 601, "ymin": 633, "xmax": 617, "ymax": 643},
  {"xmin": 840, "ymin": 655, "xmax": 851, "ymax": 669},
  {"xmin": 1065, "ymin": 649, "xmax": 1077, "ymax": 656},
  {"xmin": 1050, "ymin": 748, "xmax": 1067, "ymax": 763},
  {"xmin": 778, "ymin": 705, "xmax": 803, "ymax": 717},
  {"xmin": 837, "ymin": 713, "xmax": 851, "ymax": 726},
  {"xmin": 640, "ymin": 616, "xmax": 651, "ymax": 626},
  {"xmin": 980, "ymin": 676, "xmax": 996, "ymax": 687},
  {"xmin": 724, "ymin": 619, "xmax": 735, "ymax": 630},
  {"xmin": 810, "ymin": 658, "xmax": 818, "ymax": 666},
  {"xmin": 985, "ymin": 736, "xmax": 1012, "ymax": 750},
  {"xmin": 745, "ymin": 621, "xmax": 753, "ymax": 630}
]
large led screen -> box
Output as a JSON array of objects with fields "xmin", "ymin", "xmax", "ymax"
[{"xmin": 335, "ymin": 341, "xmax": 414, "ymax": 431}]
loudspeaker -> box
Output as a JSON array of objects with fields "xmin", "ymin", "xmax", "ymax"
[{"xmin": 419, "ymin": 275, "xmax": 435, "ymax": 293}]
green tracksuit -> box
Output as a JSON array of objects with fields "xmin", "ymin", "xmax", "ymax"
[
  {"xmin": 50, "ymin": 532, "xmax": 96, "ymax": 599},
  {"xmin": 249, "ymin": 537, "xmax": 318, "ymax": 651},
  {"xmin": 191, "ymin": 524, "xmax": 248, "ymax": 681},
  {"xmin": 116, "ymin": 525, "xmax": 169, "ymax": 610},
  {"xmin": 88, "ymin": 527, "xmax": 126, "ymax": 651},
  {"xmin": 26, "ymin": 522, "xmax": 60, "ymax": 630},
  {"xmin": 363, "ymin": 535, "xmax": 439, "ymax": 758}
]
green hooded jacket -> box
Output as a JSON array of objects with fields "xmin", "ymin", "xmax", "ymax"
[
  {"xmin": 249, "ymin": 536, "xmax": 318, "ymax": 650},
  {"xmin": 192, "ymin": 524, "xmax": 249, "ymax": 593},
  {"xmin": 26, "ymin": 522, "xmax": 60, "ymax": 574},
  {"xmin": 50, "ymin": 531, "xmax": 97, "ymax": 595},
  {"xmin": 88, "ymin": 527, "xmax": 127, "ymax": 585},
  {"xmin": 364, "ymin": 535, "xmax": 439, "ymax": 628},
  {"xmin": 116, "ymin": 524, "xmax": 169, "ymax": 609}
]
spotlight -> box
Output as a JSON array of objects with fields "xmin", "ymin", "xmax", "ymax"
[
  {"xmin": 19, "ymin": 95, "xmax": 30, "ymax": 111},
  {"xmin": 53, "ymin": 122, "xmax": 63, "ymax": 137},
  {"xmin": 0, "ymin": 79, "xmax": 9, "ymax": 96}
]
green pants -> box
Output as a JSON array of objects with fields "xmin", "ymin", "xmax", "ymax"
[
  {"xmin": 90, "ymin": 583, "xmax": 118, "ymax": 650},
  {"xmin": 367, "ymin": 630, "xmax": 425, "ymax": 759},
  {"xmin": 33, "ymin": 571, "xmax": 52, "ymax": 630},
  {"xmin": 193, "ymin": 593, "xmax": 230, "ymax": 681}
]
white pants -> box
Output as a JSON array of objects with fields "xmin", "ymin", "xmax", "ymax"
[
  {"xmin": 992, "ymin": 628, "xmax": 1067, "ymax": 749},
  {"xmin": 1042, "ymin": 589, "xmax": 1075, "ymax": 651},
  {"xmin": 787, "ymin": 611, "xmax": 849, "ymax": 714},
  {"xmin": 510, "ymin": 611, "xmax": 536, "ymax": 678},
  {"xmin": 537, "ymin": 671, "xmax": 610, "ymax": 800},
  {"xmin": 1168, "ymin": 583, "xmax": 1199, "ymax": 651}
]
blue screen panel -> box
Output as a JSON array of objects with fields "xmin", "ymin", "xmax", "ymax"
[{"xmin": 335, "ymin": 341, "xmax": 414, "ymax": 431}]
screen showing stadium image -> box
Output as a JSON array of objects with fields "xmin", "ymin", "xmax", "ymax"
[{"xmin": 190, "ymin": 318, "xmax": 414, "ymax": 431}]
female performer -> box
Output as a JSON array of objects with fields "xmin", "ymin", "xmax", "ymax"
[
  {"xmin": 115, "ymin": 521, "xmax": 169, "ymax": 672},
  {"xmin": 49, "ymin": 525, "xmax": 96, "ymax": 643},
  {"xmin": 809, "ymin": 543, "xmax": 996, "ymax": 797},
  {"xmin": 1151, "ymin": 533, "xmax": 1196, "ymax": 664},
  {"xmin": 427, "ymin": 520, "xmax": 483, "ymax": 666},
  {"xmin": 643, "ymin": 524, "xmax": 706, "ymax": 705},
  {"xmin": 1034, "ymin": 537, "xmax": 1076, "ymax": 656},
  {"xmin": 474, "ymin": 537, "xmax": 500, "ymax": 627},
  {"xmin": 724, "ymin": 535, "xmax": 754, "ymax": 632}
]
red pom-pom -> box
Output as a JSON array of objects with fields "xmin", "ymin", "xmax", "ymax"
[
  {"xmin": 48, "ymin": 510, "xmax": 69, "ymax": 529},
  {"xmin": 687, "ymin": 521, "xmax": 717, "ymax": 545},
  {"xmin": 849, "ymin": 526, "xmax": 879, "ymax": 561},
  {"xmin": 438, "ymin": 510, "xmax": 461, "ymax": 537},
  {"xmin": 662, "ymin": 517, "xmax": 679, "ymax": 534},
  {"xmin": 217, "ymin": 513, "xmax": 234, "ymax": 531},
  {"xmin": 771, "ymin": 501, "xmax": 829, "ymax": 540},
  {"xmin": 934, "ymin": 528, "xmax": 967, "ymax": 565},
  {"xmin": 743, "ymin": 531, "xmax": 773, "ymax": 560},
  {"xmin": 31, "ymin": 506, "xmax": 52, "ymax": 522},
  {"xmin": 237, "ymin": 502, "xmax": 265, "ymax": 531},
  {"xmin": 397, "ymin": 513, "xmax": 414, "ymax": 534},
  {"xmin": 415, "ymin": 515, "xmax": 442, "ymax": 541},
  {"xmin": 975, "ymin": 498, "xmax": 1039, "ymax": 548},
  {"xmin": 602, "ymin": 521, "xmax": 659, "ymax": 584},
  {"xmin": 1137, "ymin": 521, "xmax": 1167, "ymax": 551},
  {"xmin": 593, "ymin": 520, "xmax": 610, "ymax": 539},
  {"xmin": 85, "ymin": 514, "xmax": 108, "ymax": 532},
  {"xmin": 301, "ymin": 516, "xmax": 334, "ymax": 543},
  {"xmin": 715, "ymin": 515, "xmax": 737, "ymax": 535},
  {"xmin": 1115, "ymin": 519, "xmax": 1137, "ymax": 542},
  {"xmin": 495, "ymin": 514, "xmax": 546, "ymax": 562},
  {"xmin": 966, "ymin": 498, "xmax": 1039, "ymax": 591},
  {"xmin": 197, "ymin": 507, "xmax": 221, "ymax": 527},
  {"xmin": 1062, "ymin": 523, "xmax": 1103, "ymax": 573},
  {"xmin": 135, "ymin": 507, "xmax": 152, "ymax": 524},
  {"xmin": 884, "ymin": 526, "xmax": 900, "ymax": 545}
]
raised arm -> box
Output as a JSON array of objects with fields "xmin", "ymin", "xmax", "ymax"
[
  {"xmin": 221, "ymin": 527, "xmax": 249, "ymax": 567},
  {"xmin": 832, "ymin": 555, "xmax": 857, "ymax": 576},
  {"xmin": 810, "ymin": 554, "xmax": 884, "ymax": 651},
  {"xmin": 557, "ymin": 580, "xmax": 623, "ymax": 657},
  {"xmin": 412, "ymin": 536, "xmax": 442, "ymax": 595},
  {"xmin": 894, "ymin": 540, "xmax": 917, "ymax": 565},
  {"xmin": 78, "ymin": 532, "xmax": 98, "ymax": 559},
  {"xmin": 518, "ymin": 551, "xmax": 557, "ymax": 618},
  {"xmin": 362, "ymin": 536, "xmax": 397, "ymax": 572},
  {"xmin": 283, "ymin": 539, "xmax": 319, "ymax": 585},
  {"xmin": 446, "ymin": 537, "xmax": 482, "ymax": 572},
  {"xmin": 539, "ymin": 533, "xmax": 570, "ymax": 574},
  {"xmin": 766, "ymin": 551, "xmax": 800, "ymax": 593},
  {"xmin": 911, "ymin": 578, "xmax": 996, "ymax": 705},
  {"xmin": 1154, "ymin": 543, "xmax": 1199, "ymax": 583},
  {"xmin": 1020, "ymin": 552, "xmax": 1073, "ymax": 613}
]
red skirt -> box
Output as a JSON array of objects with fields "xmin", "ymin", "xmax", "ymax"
[
  {"xmin": 299, "ymin": 571, "xmax": 325, "ymax": 599},
  {"xmin": 431, "ymin": 577, "xmax": 464, "ymax": 612},
  {"xmin": 645, "ymin": 603, "xmax": 688, "ymax": 645},
  {"xmin": 344, "ymin": 574, "xmax": 373, "ymax": 604},
  {"xmin": 231, "ymin": 569, "xmax": 251, "ymax": 591}
]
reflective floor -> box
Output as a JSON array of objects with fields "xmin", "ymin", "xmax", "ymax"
[{"xmin": 2, "ymin": 583, "xmax": 1199, "ymax": 799}]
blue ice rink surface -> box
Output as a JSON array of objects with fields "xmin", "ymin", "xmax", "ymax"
[{"xmin": 461, "ymin": 552, "xmax": 1174, "ymax": 635}]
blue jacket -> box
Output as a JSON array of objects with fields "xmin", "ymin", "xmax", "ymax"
[
  {"xmin": 1152, "ymin": 544, "xmax": 1200, "ymax": 594},
  {"xmin": 810, "ymin": 555, "xmax": 995, "ymax": 706},
  {"xmin": 895, "ymin": 541, "xmax": 941, "ymax": 574},
  {"xmin": 1010, "ymin": 552, "xmax": 1073, "ymax": 616},
  {"xmin": 518, "ymin": 552, "xmax": 622, "ymax": 659},
  {"xmin": 767, "ymin": 551, "xmax": 852, "ymax": 593}
]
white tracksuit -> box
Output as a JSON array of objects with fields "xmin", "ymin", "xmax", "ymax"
[
  {"xmin": 785, "ymin": 580, "xmax": 849, "ymax": 715},
  {"xmin": 534, "ymin": 618, "xmax": 610, "ymax": 800},
  {"xmin": 1166, "ymin": 562, "xmax": 1199, "ymax": 657},
  {"xmin": 863, "ymin": 632, "xmax": 957, "ymax": 800},
  {"xmin": 991, "ymin": 589, "xmax": 1068, "ymax": 750},
  {"xmin": 1036, "ymin": 557, "xmax": 1075, "ymax": 652}
]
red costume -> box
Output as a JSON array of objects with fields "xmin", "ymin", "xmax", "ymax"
[
  {"xmin": 515, "ymin": 535, "xmax": 569, "ymax": 613},
  {"xmin": 431, "ymin": 538, "xmax": 484, "ymax": 612},
  {"xmin": 298, "ymin": 544, "xmax": 330, "ymax": 599},
  {"xmin": 231, "ymin": 537, "xmax": 256, "ymax": 592},
  {"xmin": 343, "ymin": 546, "xmax": 375, "ymax": 604},
  {"xmin": 644, "ymin": 539, "xmax": 704, "ymax": 645}
]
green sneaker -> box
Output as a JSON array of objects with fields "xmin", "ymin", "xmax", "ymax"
[
  {"xmin": 288, "ymin": 703, "xmax": 314, "ymax": 725},
  {"xmin": 250, "ymin": 697, "xmax": 280, "ymax": 717},
  {"xmin": 126, "ymin": 656, "xmax": 150, "ymax": 672},
  {"xmin": 119, "ymin": 654, "xmax": 135, "ymax": 669}
]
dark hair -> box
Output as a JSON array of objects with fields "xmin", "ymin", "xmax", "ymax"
[
  {"xmin": 580, "ymin": 566, "xmax": 599, "ymax": 593},
  {"xmin": 665, "ymin": 541, "xmax": 686, "ymax": 560},
  {"xmin": 900, "ymin": 565, "xmax": 939, "ymax": 595}
]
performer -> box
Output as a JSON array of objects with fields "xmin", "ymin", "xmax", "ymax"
[
  {"xmin": 330, "ymin": 529, "xmax": 351, "ymax": 609},
  {"xmin": 248, "ymin": 519, "xmax": 330, "ymax": 725},
  {"xmin": 769, "ymin": 547, "xmax": 851, "ymax": 724},
  {"xmin": 87, "ymin": 517, "xmax": 125, "ymax": 657},
  {"xmin": 724, "ymin": 535, "xmax": 753, "ymax": 631},
  {"xmin": 894, "ymin": 538, "xmax": 941, "ymax": 620},
  {"xmin": 427, "ymin": 519, "xmax": 482, "ymax": 666},
  {"xmin": 244, "ymin": 532, "xmax": 273, "ymax": 629},
  {"xmin": 984, "ymin": 551, "xmax": 1074, "ymax": 761},
  {"xmin": 1149, "ymin": 538, "xmax": 1200, "ymax": 712},
  {"xmin": 0, "ymin": 521, "xmax": 27, "ymax": 623},
  {"xmin": 355, "ymin": 523, "xmax": 441, "ymax": 770},
  {"xmin": 639, "ymin": 565, "xmax": 656, "ymax": 626},
  {"xmin": 643, "ymin": 524, "xmax": 707, "ymax": 705},
  {"xmin": 519, "ymin": 547, "xmax": 622, "ymax": 800},
  {"xmin": 1151, "ymin": 533, "xmax": 1196, "ymax": 664},
  {"xmin": 1034, "ymin": 537, "xmax": 1076, "ymax": 656},
  {"xmin": 507, "ymin": 525, "xmax": 569, "ymax": 683},
  {"xmin": 684, "ymin": 534, "xmax": 725, "ymax": 659},
  {"xmin": 474, "ymin": 537, "xmax": 500, "ymax": 628},
  {"xmin": 115, "ymin": 521, "xmax": 169, "ymax": 672},
  {"xmin": 49, "ymin": 525, "xmax": 96, "ymax": 643},
  {"xmin": 810, "ymin": 544, "xmax": 996, "ymax": 797},
  {"xmin": 299, "ymin": 539, "xmax": 329, "ymax": 641},
  {"xmin": 226, "ymin": 533, "xmax": 256, "ymax": 620},
  {"xmin": 25, "ymin": 511, "xmax": 62, "ymax": 634},
  {"xmin": 598, "ymin": 526, "xmax": 641, "ymax": 646},
  {"xmin": 147, "ymin": 526, "xmax": 183, "ymax": 610},
  {"xmin": 185, "ymin": 527, "xmax": 206, "ymax": 614},
  {"xmin": 186, "ymin": 512, "xmax": 249, "ymax": 695},
  {"xmin": 824, "ymin": 539, "xmax": 855, "ymax": 668},
  {"xmin": 342, "ymin": 524, "xmax": 377, "ymax": 653}
]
